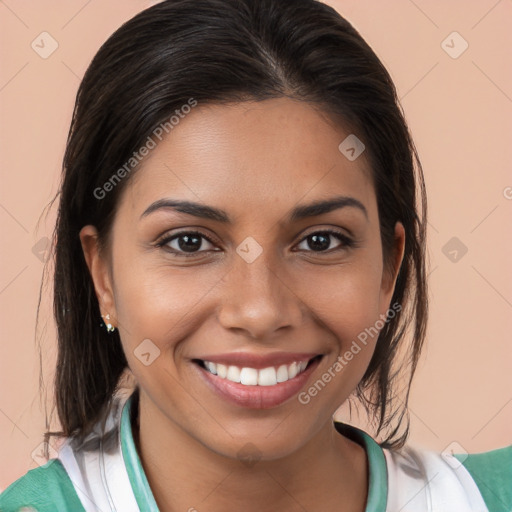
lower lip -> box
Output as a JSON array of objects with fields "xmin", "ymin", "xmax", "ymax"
[{"xmin": 194, "ymin": 357, "xmax": 322, "ymax": 409}]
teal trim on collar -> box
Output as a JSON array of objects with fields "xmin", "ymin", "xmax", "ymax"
[
  {"xmin": 120, "ymin": 394, "xmax": 160, "ymax": 511},
  {"xmin": 120, "ymin": 393, "xmax": 387, "ymax": 512},
  {"xmin": 334, "ymin": 421, "xmax": 388, "ymax": 512}
]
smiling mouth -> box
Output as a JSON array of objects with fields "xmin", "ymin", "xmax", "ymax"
[{"xmin": 193, "ymin": 355, "xmax": 322, "ymax": 387}]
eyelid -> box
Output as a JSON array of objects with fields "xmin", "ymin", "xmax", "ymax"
[{"xmin": 299, "ymin": 226, "xmax": 353, "ymax": 241}]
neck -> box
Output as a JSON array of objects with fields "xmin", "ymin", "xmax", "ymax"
[{"xmin": 132, "ymin": 391, "xmax": 368, "ymax": 512}]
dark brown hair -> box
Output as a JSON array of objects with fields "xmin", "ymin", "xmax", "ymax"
[{"xmin": 43, "ymin": 0, "xmax": 427, "ymax": 450}]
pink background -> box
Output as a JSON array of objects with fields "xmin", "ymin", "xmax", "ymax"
[{"xmin": 1, "ymin": 0, "xmax": 511, "ymax": 488}]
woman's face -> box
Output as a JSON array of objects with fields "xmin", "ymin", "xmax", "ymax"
[{"xmin": 81, "ymin": 97, "xmax": 404, "ymax": 460}]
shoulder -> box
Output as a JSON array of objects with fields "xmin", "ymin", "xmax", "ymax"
[
  {"xmin": 454, "ymin": 444, "xmax": 512, "ymax": 512},
  {"xmin": 383, "ymin": 442, "xmax": 512, "ymax": 512},
  {"xmin": 0, "ymin": 459, "xmax": 85, "ymax": 512}
]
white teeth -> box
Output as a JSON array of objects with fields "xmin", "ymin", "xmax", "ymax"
[
  {"xmin": 202, "ymin": 359, "xmax": 312, "ymax": 386},
  {"xmin": 258, "ymin": 367, "xmax": 277, "ymax": 386},
  {"xmin": 206, "ymin": 361, "xmax": 217, "ymax": 375},
  {"xmin": 216, "ymin": 363, "xmax": 227, "ymax": 378},
  {"xmin": 276, "ymin": 364, "xmax": 289, "ymax": 383},
  {"xmin": 227, "ymin": 365, "xmax": 241, "ymax": 383},
  {"xmin": 240, "ymin": 367, "xmax": 258, "ymax": 385},
  {"xmin": 288, "ymin": 362, "xmax": 298, "ymax": 379}
]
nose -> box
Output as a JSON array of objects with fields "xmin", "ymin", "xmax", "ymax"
[{"xmin": 216, "ymin": 250, "xmax": 304, "ymax": 340}]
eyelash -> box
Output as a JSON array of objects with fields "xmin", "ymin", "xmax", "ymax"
[{"xmin": 155, "ymin": 229, "xmax": 355, "ymax": 258}]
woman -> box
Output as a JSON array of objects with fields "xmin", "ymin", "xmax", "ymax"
[{"xmin": 1, "ymin": 0, "xmax": 510, "ymax": 511}]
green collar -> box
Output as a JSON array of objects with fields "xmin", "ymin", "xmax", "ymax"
[
  {"xmin": 334, "ymin": 421, "xmax": 388, "ymax": 512},
  {"xmin": 120, "ymin": 393, "xmax": 388, "ymax": 511},
  {"xmin": 120, "ymin": 393, "xmax": 160, "ymax": 511}
]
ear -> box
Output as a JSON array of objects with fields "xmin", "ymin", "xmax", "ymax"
[
  {"xmin": 379, "ymin": 221, "xmax": 405, "ymax": 313},
  {"xmin": 79, "ymin": 225, "xmax": 117, "ymax": 327}
]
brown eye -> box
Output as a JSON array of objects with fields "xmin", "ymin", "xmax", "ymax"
[
  {"xmin": 296, "ymin": 230, "xmax": 354, "ymax": 253},
  {"xmin": 157, "ymin": 231, "xmax": 218, "ymax": 257}
]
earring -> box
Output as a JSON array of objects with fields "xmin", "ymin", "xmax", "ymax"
[{"xmin": 103, "ymin": 313, "xmax": 116, "ymax": 333}]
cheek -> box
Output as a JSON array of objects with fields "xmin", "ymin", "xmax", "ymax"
[
  {"xmin": 111, "ymin": 263, "xmax": 214, "ymax": 404},
  {"xmin": 300, "ymin": 251, "xmax": 385, "ymax": 374},
  {"xmin": 291, "ymin": 267, "xmax": 385, "ymax": 413},
  {"xmin": 306, "ymin": 258, "xmax": 385, "ymax": 340},
  {"xmin": 113, "ymin": 260, "xmax": 216, "ymax": 351}
]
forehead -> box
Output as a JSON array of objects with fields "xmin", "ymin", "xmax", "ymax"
[{"xmin": 122, "ymin": 98, "xmax": 376, "ymax": 222}]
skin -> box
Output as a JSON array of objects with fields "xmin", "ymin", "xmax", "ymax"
[{"xmin": 80, "ymin": 97, "xmax": 405, "ymax": 512}]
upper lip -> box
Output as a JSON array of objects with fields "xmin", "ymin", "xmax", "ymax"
[{"xmin": 193, "ymin": 352, "xmax": 321, "ymax": 369}]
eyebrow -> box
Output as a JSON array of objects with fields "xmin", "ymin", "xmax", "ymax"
[{"xmin": 140, "ymin": 195, "xmax": 368, "ymax": 223}]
